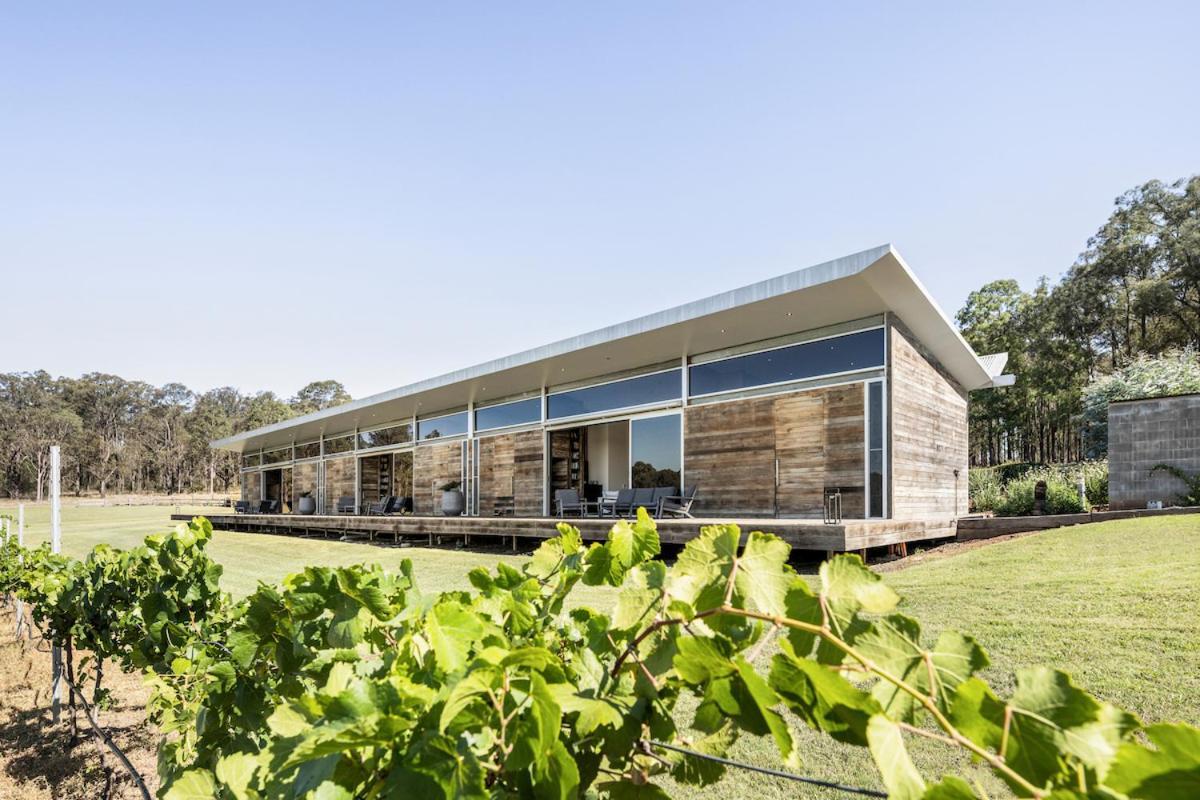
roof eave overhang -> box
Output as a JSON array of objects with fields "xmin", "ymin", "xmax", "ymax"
[{"xmin": 214, "ymin": 244, "xmax": 996, "ymax": 453}]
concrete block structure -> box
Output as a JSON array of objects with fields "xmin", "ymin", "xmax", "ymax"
[{"xmin": 1108, "ymin": 393, "xmax": 1200, "ymax": 509}]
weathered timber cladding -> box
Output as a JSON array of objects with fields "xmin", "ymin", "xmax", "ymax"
[
  {"xmin": 684, "ymin": 384, "xmax": 865, "ymax": 518},
  {"xmin": 323, "ymin": 456, "xmax": 357, "ymax": 514},
  {"xmin": 888, "ymin": 317, "xmax": 968, "ymax": 518},
  {"xmin": 241, "ymin": 471, "xmax": 262, "ymax": 503},
  {"xmin": 393, "ymin": 452, "xmax": 414, "ymax": 502},
  {"xmin": 477, "ymin": 430, "xmax": 545, "ymax": 516},
  {"xmin": 292, "ymin": 461, "xmax": 318, "ymax": 510},
  {"xmin": 359, "ymin": 455, "xmax": 383, "ymax": 505},
  {"xmin": 776, "ymin": 386, "xmax": 866, "ymax": 517},
  {"xmin": 684, "ymin": 396, "xmax": 776, "ymax": 516},
  {"xmin": 1108, "ymin": 394, "xmax": 1200, "ymax": 509},
  {"xmin": 413, "ymin": 440, "xmax": 464, "ymax": 515}
]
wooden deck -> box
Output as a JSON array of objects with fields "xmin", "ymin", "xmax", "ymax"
[{"xmin": 171, "ymin": 512, "xmax": 957, "ymax": 553}]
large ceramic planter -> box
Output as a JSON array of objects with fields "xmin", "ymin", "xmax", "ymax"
[
  {"xmin": 297, "ymin": 496, "xmax": 316, "ymax": 515},
  {"xmin": 441, "ymin": 489, "xmax": 465, "ymax": 516}
]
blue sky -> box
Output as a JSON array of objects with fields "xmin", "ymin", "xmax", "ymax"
[{"xmin": 3, "ymin": 2, "xmax": 1197, "ymax": 398}]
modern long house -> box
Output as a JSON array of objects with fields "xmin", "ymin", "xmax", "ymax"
[{"xmin": 214, "ymin": 245, "xmax": 1010, "ymax": 526}]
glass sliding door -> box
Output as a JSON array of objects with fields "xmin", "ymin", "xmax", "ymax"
[
  {"xmin": 630, "ymin": 414, "xmax": 682, "ymax": 492},
  {"xmin": 867, "ymin": 381, "xmax": 885, "ymax": 518}
]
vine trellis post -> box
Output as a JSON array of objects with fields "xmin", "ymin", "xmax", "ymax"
[
  {"xmin": 15, "ymin": 504, "xmax": 24, "ymax": 638},
  {"xmin": 49, "ymin": 446, "xmax": 64, "ymax": 723}
]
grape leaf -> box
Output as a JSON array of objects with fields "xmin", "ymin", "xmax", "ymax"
[
  {"xmin": 1106, "ymin": 722, "xmax": 1200, "ymax": 799},
  {"xmin": 731, "ymin": 531, "xmax": 793, "ymax": 617},
  {"xmin": 163, "ymin": 769, "xmax": 217, "ymax": 800},
  {"xmin": 867, "ymin": 714, "xmax": 926, "ymax": 800},
  {"xmin": 769, "ymin": 642, "xmax": 881, "ymax": 745},
  {"xmin": 583, "ymin": 511, "xmax": 661, "ymax": 587},
  {"xmin": 854, "ymin": 614, "xmax": 989, "ymax": 722},
  {"xmin": 425, "ymin": 601, "xmax": 484, "ymax": 674}
]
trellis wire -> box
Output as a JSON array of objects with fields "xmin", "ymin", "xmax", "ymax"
[{"xmin": 645, "ymin": 739, "xmax": 888, "ymax": 798}]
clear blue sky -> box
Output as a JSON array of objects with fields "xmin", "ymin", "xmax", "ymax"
[{"xmin": 3, "ymin": 2, "xmax": 1197, "ymax": 399}]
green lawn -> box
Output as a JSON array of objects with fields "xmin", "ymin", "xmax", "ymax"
[{"xmin": 3, "ymin": 503, "xmax": 1197, "ymax": 798}]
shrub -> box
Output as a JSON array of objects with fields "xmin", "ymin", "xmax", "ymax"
[
  {"xmin": 996, "ymin": 468, "xmax": 1084, "ymax": 516},
  {"xmin": 1081, "ymin": 460, "xmax": 1109, "ymax": 506},
  {"xmin": 997, "ymin": 475, "xmax": 1037, "ymax": 516},
  {"xmin": 968, "ymin": 468, "xmax": 1003, "ymax": 512},
  {"xmin": 995, "ymin": 461, "xmax": 1040, "ymax": 484}
]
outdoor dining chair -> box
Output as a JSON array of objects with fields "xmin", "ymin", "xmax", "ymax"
[{"xmin": 554, "ymin": 489, "xmax": 584, "ymax": 517}]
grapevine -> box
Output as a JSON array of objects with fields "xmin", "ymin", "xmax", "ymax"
[{"xmin": 1, "ymin": 513, "xmax": 1196, "ymax": 799}]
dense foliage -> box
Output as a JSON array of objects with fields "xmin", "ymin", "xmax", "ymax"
[
  {"xmin": 1080, "ymin": 350, "xmax": 1200, "ymax": 456},
  {"xmin": 0, "ymin": 374, "xmax": 350, "ymax": 499},
  {"xmin": 969, "ymin": 462, "xmax": 1107, "ymax": 515},
  {"xmin": 959, "ymin": 175, "xmax": 1200, "ymax": 465},
  {"xmin": 3, "ymin": 514, "xmax": 1198, "ymax": 799}
]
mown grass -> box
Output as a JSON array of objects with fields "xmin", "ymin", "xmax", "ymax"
[{"xmin": 2, "ymin": 503, "xmax": 1197, "ymax": 798}]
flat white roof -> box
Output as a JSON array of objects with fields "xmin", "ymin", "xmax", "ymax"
[{"xmin": 215, "ymin": 244, "xmax": 999, "ymax": 452}]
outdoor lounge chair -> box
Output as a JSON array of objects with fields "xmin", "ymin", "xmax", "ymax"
[
  {"xmin": 335, "ymin": 496, "xmax": 356, "ymax": 514},
  {"xmin": 657, "ymin": 485, "xmax": 699, "ymax": 518},
  {"xmin": 650, "ymin": 487, "xmax": 674, "ymax": 517},
  {"xmin": 389, "ymin": 496, "xmax": 413, "ymax": 514},
  {"xmin": 604, "ymin": 488, "xmax": 635, "ymax": 517},
  {"xmin": 555, "ymin": 489, "xmax": 584, "ymax": 517},
  {"xmin": 367, "ymin": 495, "xmax": 395, "ymax": 516},
  {"xmin": 234, "ymin": 500, "xmax": 252, "ymax": 514},
  {"xmin": 630, "ymin": 487, "xmax": 655, "ymax": 516},
  {"xmin": 258, "ymin": 500, "xmax": 280, "ymax": 514}
]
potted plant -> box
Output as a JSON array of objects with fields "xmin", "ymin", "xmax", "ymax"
[
  {"xmin": 440, "ymin": 480, "xmax": 465, "ymax": 516},
  {"xmin": 297, "ymin": 491, "xmax": 316, "ymax": 515}
]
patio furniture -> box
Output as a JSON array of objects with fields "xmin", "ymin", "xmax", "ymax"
[
  {"xmin": 367, "ymin": 495, "xmax": 395, "ymax": 515},
  {"xmin": 491, "ymin": 495, "xmax": 516, "ymax": 517},
  {"xmin": 649, "ymin": 487, "xmax": 674, "ymax": 517},
  {"xmin": 599, "ymin": 488, "xmax": 635, "ymax": 517},
  {"xmin": 555, "ymin": 489, "xmax": 584, "ymax": 517},
  {"xmin": 234, "ymin": 500, "xmax": 252, "ymax": 514},
  {"xmin": 657, "ymin": 485, "xmax": 699, "ymax": 518},
  {"xmin": 390, "ymin": 496, "xmax": 413, "ymax": 514},
  {"xmin": 630, "ymin": 487, "xmax": 655, "ymax": 516},
  {"xmin": 258, "ymin": 500, "xmax": 280, "ymax": 514},
  {"xmin": 335, "ymin": 496, "xmax": 356, "ymax": 514}
]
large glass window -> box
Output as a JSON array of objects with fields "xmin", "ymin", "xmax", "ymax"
[
  {"xmin": 262, "ymin": 447, "xmax": 291, "ymax": 465},
  {"xmin": 324, "ymin": 434, "xmax": 354, "ymax": 455},
  {"xmin": 689, "ymin": 328, "xmax": 885, "ymax": 397},
  {"xmin": 547, "ymin": 369, "xmax": 681, "ymax": 420},
  {"xmin": 631, "ymin": 414, "xmax": 681, "ymax": 493},
  {"xmin": 868, "ymin": 381, "xmax": 884, "ymax": 517},
  {"xmin": 475, "ymin": 397, "xmax": 541, "ymax": 432},
  {"xmin": 294, "ymin": 441, "xmax": 320, "ymax": 460},
  {"xmin": 358, "ymin": 422, "xmax": 413, "ymax": 450},
  {"xmin": 242, "ymin": 453, "xmax": 261, "ymax": 468},
  {"xmin": 418, "ymin": 411, "xmax": 469, "ymax": 440}
]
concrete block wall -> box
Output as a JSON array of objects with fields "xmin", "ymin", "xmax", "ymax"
[{"xmin": 1108, "ymin": 394, "xmax": 1200, "ymax": 509}]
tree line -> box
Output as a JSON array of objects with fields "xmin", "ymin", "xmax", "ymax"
[
  {"xmin": 957, "ymin": 174, "xmax": 1199, "ymax": 465},
  {"xmin": 0, "ymin": 375, "xmax": 350, "ymax": 499},
  {"xmin": 2, "ymin": 175, "xmax": 1196, "ymax": 489}
]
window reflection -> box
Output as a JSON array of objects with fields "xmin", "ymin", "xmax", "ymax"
[
  {"xmin": 630, "ymin": 414, "xmax": 681, "ymax": 492},
  {"xmin": 689, "ymin": 329, "xmax": 884, "ymax": 397},
  {"xmin": 548, "ymin": 370, "xmax": 681, "ymax": 420}
]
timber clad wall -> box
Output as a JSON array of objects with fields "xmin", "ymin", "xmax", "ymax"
[
  {"xmin": 323, "ymin": 456, "xmax": 356, "ymax": 514},
  {"xmin": 1108, "ymin": 394, "xmax": 1200, "ymax": 510},
  {"xmin": 393, "ymin": 454, "xmax": 414, "ymax": 501},
  {"xmin": 413, "ymin": 440, "xmax": 464, "ymax": 515},
  {"xmin": 684, "ymin": 384, "xmax": 866, "ymax": 518},
  {"xmin": 477, "ymin": 430, "xmax": 545, "ymax": 516},
  {"xmin": 292, "ymin": 462, "xmax": 318, "ymax": 511},
  {"xmin": 241, "ymin": 471, "xmax": 261, "ymax": 503},
  {"xmin": 888, "ymin": 318, "xmax": 968, "ymax": 518}
]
